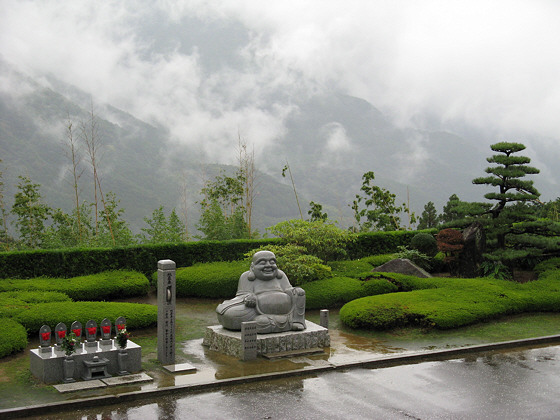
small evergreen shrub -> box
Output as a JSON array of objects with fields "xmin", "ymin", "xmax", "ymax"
[
  {"xmin": 0, "ymin": 318, "xmax": 27, "ymax": 358},
  {"xmin": 393, "ymin": 246, "xmax": 432, "ymax": 270},
  {"xmin": 410, "ymin": 232, "xmax": 438, "ymax": 257},
  {"xmin": 15, "ymin": 301, "xmax": 157, "ymax": 333},
  {"xmin": 0, "ymin": 271, "xmax": 149, "ymax": 301}
]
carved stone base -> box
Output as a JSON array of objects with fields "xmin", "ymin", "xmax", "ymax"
[{"xmin": 202, "ymin": 320, "xmax": 330, "ymax": 359}]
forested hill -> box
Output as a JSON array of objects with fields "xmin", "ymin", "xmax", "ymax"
[{"xmin": 1, "ymin": 60, "xmax": 557, "ymax": 235}]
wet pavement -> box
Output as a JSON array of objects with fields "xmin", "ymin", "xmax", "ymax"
[{"xmin": 16, "ymin": 344, "xmax": 560, "ymax": 419}]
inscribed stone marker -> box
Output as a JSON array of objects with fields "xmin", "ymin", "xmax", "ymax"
[
  {"xmin": 241, "ymin": 321, "xmax": 258, "ymax": 361},
  {"xmin": 157, "ymin": 259, "xmax": 176, "ymax": 365}
]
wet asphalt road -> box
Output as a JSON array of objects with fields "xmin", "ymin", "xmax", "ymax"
[{"xmin": 44, "ymin": 344, "xmax": 560, "ymax": 420}]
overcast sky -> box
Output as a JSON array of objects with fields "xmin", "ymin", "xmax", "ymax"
[{"xmin": 2, "ymin": 0, "xmax": 559, "ymax": 164}]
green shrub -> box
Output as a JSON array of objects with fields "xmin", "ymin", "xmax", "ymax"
[
  {"xmin": 534, "ymin": 258, "xmax": 560, "ymax": 276},
  {"xmin": 246, "ymin": 244, "xmax": 332, "ymax": 286},
  {"xmin": 410, "ymin": 232, "xmax": 438, "ymax": 257},
  {"xmin": 0, "ymin": 291, "xmax": 71, "ymax": 318},
  {"xmin": 393, "ymin": 246, "xmax": 432, "ymax": 270},
  {"xmin": 174, "ymin": 260, "xmax": 247, "ymax": 298},
  {"xmin": 328, "ymin": 259, "xmax": 376, "ymax": 278},
  {"xmin": 0, "ymin": 318, "xmax": 27, "ymax": 358},
  {"xmin": 0, "ymin": 270, "xmax": 149, "ymax": 301},
  {"xmin": 340, "ymin": 271, "xmax": 560, "ymax": 330},
  {"xmin": 360, "ymin": 254, "xmax": 395, "ymax": 268},
  {"xmin": 267, "ymin": 219, "xmax": 355, "ymax": 261},
  {"xmin": 15, "ymin": 301, "xmax": 157, "ymax": 333},
  {"xmin": 303, "ymin": 276, "xmax": 398, "ymax": 309}
]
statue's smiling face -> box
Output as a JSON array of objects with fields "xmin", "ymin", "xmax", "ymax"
[{"xmin": 252, "ymin": 251, "xmax": 278, "ymax": 280}]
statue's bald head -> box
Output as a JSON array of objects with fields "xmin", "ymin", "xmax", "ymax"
[{"xmin": 250, "ymin": 250, "xmax": 280, "ymax": 281}]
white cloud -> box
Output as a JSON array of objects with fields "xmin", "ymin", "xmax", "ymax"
[{"xmin": 2, "ymin": 0, "xmax": 560, "ymax": 162}]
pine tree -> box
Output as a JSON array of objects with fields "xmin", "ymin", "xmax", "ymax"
[{"xmin": 417, "ymin": 201, "xmax": 440, "ymax": 229}]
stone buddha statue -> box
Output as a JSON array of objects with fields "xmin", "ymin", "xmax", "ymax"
[{"xmin": 216, "ymin": 250, "xmax": 306, "ymax": 333}]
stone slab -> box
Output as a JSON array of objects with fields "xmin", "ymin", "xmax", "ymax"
[
  {"xmin": 202, "ymin": 320, "xmax": 330, "ymax": 359},
  {"xmin": 53, "ymin": 380, "xmax": 107, "ymax": 393},
  {"xmin": 30, "ymin": 341, "xmax": 142, "ymax": 384},
  {"xmin": 102, "ymin": 373, "xmax": 153, "ymax": 386},
  {"xmin": 163, "ymin": 362, "xmax": 197, "ymax": 373}
]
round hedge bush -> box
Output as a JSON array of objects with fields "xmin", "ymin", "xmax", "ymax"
[
  {"xmin": 410, "ymin": 233, "xmax": 438, "ymax": 257},
  {"xmin": 0, "ymin": 318, "xmax": 27, "ymax": 358},
  {"xmin": 15, "ymin": 301, "xmax": 157, "ymax": 333},
  {"xmin": 0, "ymin": 291, "xmax": 72, "ymax": 318}
]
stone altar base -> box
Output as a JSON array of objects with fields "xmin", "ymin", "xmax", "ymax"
[
  {"xmin": 202, "ymin": 321, "xmax": 330, "ymax": 359},
  {"xmin": 30, "ymin": 340, "xmax": 142, "ymax": 384}
]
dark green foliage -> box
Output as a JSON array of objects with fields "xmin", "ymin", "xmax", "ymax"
[
  {"xmin": 0, "ymin": 291, "xmax": 71, "ymax": 318},
  {"xmin": 308, "ymin": 201, "xmax": 328, "ymax": 222},
  {"xmin": 173, "ymin": 260, "xmax": 247, "ymax": 298},
  {"xmin": 0, "ymin": 271, "xmax": 149, "ymax": 301},
  {"xmin": 15, "ymin": 301, "xmax": 157, "ymax": 333},
  {"xmin": 340, "ymin": 268, "xmax": 560, "ymax": 330},
  {"xmin": 417, "ymin": 201, "xmax": 440, "ymax": 229},
  {"xmin": 0, "ymin": 238, "xmax": 280, "ymax": 279},
  {"xmin": 410, "ymin": 232, "xmax": 438, "ymax": 257},
  {"xmin": 0, "ymin": 318, "xmax": 27, "ymax": 358},
  {"xmin": 303, "ymin": 276, "xmax": 398, "ymax": 309},
  {"xmin": 347, "ymin": 230, "xmax": 433, "ymax": 259},
  {"xmin": 140, "ymin": 206, "xmax": 186, "ymax": 244},
  {"xmin": 534, "ymin": 258, "xmax": 560, "ymax": 276},
  {"xmin": 393, "ymin": 247, "xmax": 432, "ymax": 271}
]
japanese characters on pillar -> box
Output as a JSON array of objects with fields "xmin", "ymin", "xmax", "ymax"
[{"xmin": 157, "ymin": 259, "xmax": 176, "ymax": 365}]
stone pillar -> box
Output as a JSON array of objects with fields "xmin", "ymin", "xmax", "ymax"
[
  {"xmin": 241, "ymin": 321, "xmax": 258, "ymax": 361},
  {"xmin": 320, "ymin": 309, "xmax": 329, "ymax": 329},
  {"xmin": 157, "ymin": 259, "xmax": 176, "ymax": 365}
]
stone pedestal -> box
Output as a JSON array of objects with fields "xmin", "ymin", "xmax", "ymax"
[
  {"xmin": 202, "ymin": 320, "xmax": 330, "ymax": 359},
  {"xmin": 30, "ymin": 340, "xmax": 142, "ymax": 384}
]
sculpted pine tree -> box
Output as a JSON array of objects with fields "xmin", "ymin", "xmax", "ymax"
[{"xmin": 472, "ymin": 142, "xmax": 540, "ymax": 250}]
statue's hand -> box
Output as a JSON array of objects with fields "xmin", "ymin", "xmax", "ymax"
[
  {"xmin": 244, "ymin": 294, "xmax": 257, "ymax": 307},
  {"xmin": 293, "ymin": 287, "xmax": 305, "ymax": 296}
]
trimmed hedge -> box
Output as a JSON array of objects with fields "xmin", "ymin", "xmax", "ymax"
[
  {"xmin": 0, "ymin": 230, "xmax": 430, "ymax": 280},
  {"xmin": 340, "ymin": 269, "xmax": 560, "ymax": 330},
  {"xmin": 0, "ymin": 318, "xmax": 27, "ymax": 358},
  {"xmin": 0, "ymin": 238, "xmax": 279, "ymax": 279},
  {"xmin": 15, "ymin": 301, "xmax": 157, "ymax": 333},
  {"xmin": 0, "ymin": 291, "xmax": 71, "ymax": 318},
  {"xmin": 172, "ymin": 260, "xmax": 247, "ymax": 298},
  {"xmin": 303, "ymin": 276, "xmax": 398, "ymax": 309},
  {"xmin": 0, "ymin": 270, "xmax": 150, "ymax": 301}
]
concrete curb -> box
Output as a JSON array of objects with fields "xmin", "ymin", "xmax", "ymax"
[{"xmin": 2, "ymin": 334, "xmax": 560, "ymax": 419}]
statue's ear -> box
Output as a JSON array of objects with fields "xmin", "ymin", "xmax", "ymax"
[
  {"xmin": 248, "ymin": 269, "xmax": 256, "ymax": 281},
  {"xmin": 276, "ymin": 269, "xmax": 284, "ymax": 279}
]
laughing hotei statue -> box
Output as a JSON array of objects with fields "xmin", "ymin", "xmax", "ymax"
[{"xmin": 216, "ymin": 250, "xmax": 306, "ymax": 333}]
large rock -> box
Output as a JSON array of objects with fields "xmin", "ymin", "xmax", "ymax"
[{"xmin": 373, "ymin": 258, "xmax": 432, "ymax": 278}]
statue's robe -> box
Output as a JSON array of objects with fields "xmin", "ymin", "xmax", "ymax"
[{"xmin": 216, "ymin": 270, "xmax": 306, "ymax": 333}]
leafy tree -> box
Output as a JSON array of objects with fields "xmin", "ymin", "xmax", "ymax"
[
  {"xmin": 440, "ymin": 194, "xmax": 461, "ymax": 224},
  {"xmin": 351, "ymin": 171, "xmax": 410, "ymax": 232},
  {"xmin": 417, "ymin": 201, "xmax": 440, "ymax": 229},
  {"xmin": 197, "ymin": 169, "xmax": 250, "ymax": 240},
  {"xmin": 267, "ymin": 219, "xmax": 355, "ymax": 262},
  {"xmin": 308, "ymin": 201, "xmax": 328, "ymax": 222},
  {"xmin": 11, "ymin": 176, "xmax": 51, "ymax": 249},
  {"xmin": 95, "ymin": 192, "xmax": 134, "ymax": 247},
  {"xmin": 140, "ymin": 206, "xmax": 185, "ymax": 244}
]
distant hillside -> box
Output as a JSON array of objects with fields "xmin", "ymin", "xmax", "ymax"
[{"xmin": 1, "ymin": 60, "xmax": 556, "ymax": 237}]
